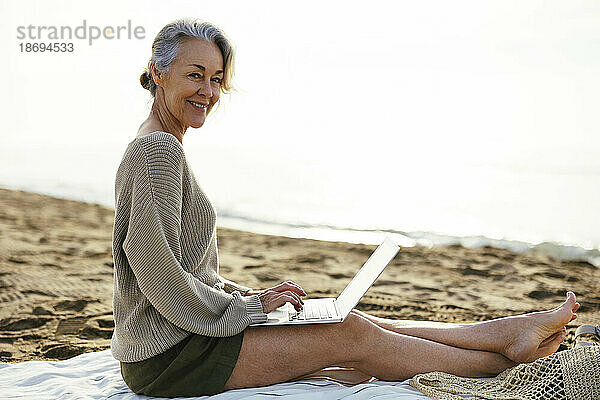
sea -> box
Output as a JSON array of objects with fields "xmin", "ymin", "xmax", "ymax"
[{"xmin": 1, "ymin": 137, "xmax": 598, "ymax": 268}]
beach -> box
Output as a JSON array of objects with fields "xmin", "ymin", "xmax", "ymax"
[{"xmin": 0, "ymin": 186, "xmax": 598, "ymax": 364}]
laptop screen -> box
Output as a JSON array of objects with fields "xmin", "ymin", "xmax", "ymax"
[{"xmin": 335, "ymin": 237, "xmax": 400, "ymax": 317}]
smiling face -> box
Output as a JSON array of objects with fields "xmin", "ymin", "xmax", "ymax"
[{"xmin": 153, "ymin": 38, "xmax": 224, "ymax": 129}]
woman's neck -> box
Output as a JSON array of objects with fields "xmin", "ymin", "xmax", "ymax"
[{"xmin": 138, "ymin": 88, "xmax": 187, "ymax": 144}]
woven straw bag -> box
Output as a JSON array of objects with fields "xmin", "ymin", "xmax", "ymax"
[{"xmin": 410, "ymin": 346, "xmax": 600, "ymax": 400}]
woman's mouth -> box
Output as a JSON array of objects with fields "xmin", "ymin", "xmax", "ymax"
[{"xmin": 187, "ymin": 100, "xmax": 207, "ymax": 112}]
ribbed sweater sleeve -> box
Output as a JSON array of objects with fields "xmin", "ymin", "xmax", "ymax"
[
  {"xmin": 122, "ymin": 138, "xmax": 267, "ymax": 337},
  {"xmin": 220, "ymin": 276, "xmax": 253, "ymax": 295}
]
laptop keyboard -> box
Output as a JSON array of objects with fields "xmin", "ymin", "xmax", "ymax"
[{"xmin": 289, "ymin": 301, "xmax": 337, "ymax": 321}]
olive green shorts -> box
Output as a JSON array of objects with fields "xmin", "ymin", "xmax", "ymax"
[{"xmin": 120, "ymin": 330, "xmax": 245, "ymax": 398}]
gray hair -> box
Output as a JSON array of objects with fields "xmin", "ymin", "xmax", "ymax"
[{"xmin": 140, "ymin": 18, "xmax": 235, "ymax": 97}]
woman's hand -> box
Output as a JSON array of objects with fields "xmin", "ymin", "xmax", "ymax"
[{"xmin": 249, "ymin": 281, "xmax": 307, "ymax": 314}]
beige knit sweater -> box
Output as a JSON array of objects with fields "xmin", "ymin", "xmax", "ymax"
[{"xmin": 110, "ymin": 131, "xmax": 268, "ymax": 363}]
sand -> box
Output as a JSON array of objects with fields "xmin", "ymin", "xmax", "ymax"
[{"xmin": 0, "ymin": 187, "xmax": 599, "ymax": 363}]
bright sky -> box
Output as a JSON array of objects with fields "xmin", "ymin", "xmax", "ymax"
[{"xmin": 2, "ymin": 0, "xmax": 599, "ymax": 170}]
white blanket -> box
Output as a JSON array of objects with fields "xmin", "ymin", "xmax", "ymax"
[{"xmin": 0, "ymin": 350, "xmax": 431, "ymax": 399}]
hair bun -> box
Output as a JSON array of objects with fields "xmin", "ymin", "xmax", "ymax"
[{"xmin": 140, "ymin": 70, "xmax": 151, "ymax": 90}]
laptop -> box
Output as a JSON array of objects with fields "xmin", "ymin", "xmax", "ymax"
[{"xmin": 249, "ymin": 237, "xmax": 400, "ymax": 326}]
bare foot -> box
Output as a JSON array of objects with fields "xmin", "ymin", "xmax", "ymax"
[{"xmin": 500, "ymin": 292, "xmax": 579, "ymax": 363}]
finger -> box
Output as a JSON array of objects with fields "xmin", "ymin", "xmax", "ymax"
[
  {"xmin": 260, "ymin": 294, "xmax": 288, "ymax": 314},
  {"xmin": 286, "ymin": 290, "xmax": 304, "ymax": 306},
  {"xmin": 285, "ymin": 280, "xmax": 307, "ymax": 296},
  {"xmin": 281, "ymin": 280, "xmax": 303, "ymax": 291},
  {"xmin": 272, "ymin": 281, "xmax": 306, "ymax": 296},
  {"xmin": 260, "ymin": 291, "xmax": 302, "ymax": 313},
  {"xmin": 265, "ymin": 282, "xmax": 285, "ymax": 292},
  {"xmin": 266, "ymin": 295, "xmax": 295, "ymax": 314},
  {"xmin": 274, "ymin": 292, "xmax": 303, "ymax": 311},
  {"xmin": 278, "ymin": 292, "xmax": 303, "ymax": 308},
  {"xmin": 258, "ymin": 290, "xmax": 279, "ymax": 313},
  {"xmin": 277, "ymin": 289, "xmax": 303, "ymax": 305}
]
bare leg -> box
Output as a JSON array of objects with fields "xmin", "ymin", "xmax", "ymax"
[
  {"xmin": 225, "ymin": 293, "xmax": 577, "ymax": 390},
  {"xmin": 353, "ymin": 292, "xmax": 579, "ymax": 363},
  {"xmin": 225, "ymin": 312, "xmax": 520, "ymax": 390}
]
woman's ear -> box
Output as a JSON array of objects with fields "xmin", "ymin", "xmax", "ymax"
[{"xmin": 151, "ymin": 64, "xmax": 162, "ymax": 88}]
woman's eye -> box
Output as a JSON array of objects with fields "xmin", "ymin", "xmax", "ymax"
[
  {"xmin": 211, "ymin": 77, "xmax": 222, "ymax": 84},
  {"xmin": 189, "ymin": 73, "xmax": 202, "ymax": 79}
]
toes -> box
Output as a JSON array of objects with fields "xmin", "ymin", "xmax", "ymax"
[
  {"xmin": 555, "ymin": 292, "xmax": 577, "ymax": 322},
  {"xmin": 570, "ymin": 299, "xmax": 580, "ymax": 321},
  {"xmin": 564, "ymin": 291, "xmax": 577, "ymax": 309}
]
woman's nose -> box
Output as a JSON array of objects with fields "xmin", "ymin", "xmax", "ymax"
[{"xmin": 196, "ymin": 80, "xmax": 213, "ymax": 97}]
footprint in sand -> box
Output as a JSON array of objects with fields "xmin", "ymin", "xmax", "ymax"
[
  {"xmin": 327, "ymin": 273, "xmax": 353, "ymax": 280},
  {"xmin": 41, "ymin": 263, "xmax": 62, "ymax": 269},
  {"xmin": 82, "ymin": 250, "xmax": 109, "ymax": 258},
  {"xmin": 488, "ymin": 262, "xmax": 513, "ymax": 272},
  {"xmin": 455, "ymin": 293, "xmax": 480, "ymax": 301},
  {"xmin": 31, "ymin": 305, "xmax": 54, "ymax": 315},
  {"xmin": 527, "ymin": 289, "xmax": 562, "ymax": 300},
  {"xmin": 243, "ymin": 264, "xmax": 265, "ymax": 269},
  {"xmin": 540, "ymin": 269, "xmax": 566, "ymax": 279},
  {"xmin": 480, "ymin": 251, "xmax": 499, "ymax": 258},
  {"xmin": 96, "ymin": 318, "xmax": 114, "ymax": 329},
  {"xmin": 566, "ymin": 260, "xmax": 595, "ymax": 269},
  {"xmin": 459, "ymin": 257, "xmax": 481, "ymax": 265},
  {"xmin": 7, "ymin": 256, "xmax": 28, "ymax": 264},
  {"xmin": 40, "ymin": 344, "xmax": 85, "ymax": 360},
  {"xmin": 576, "ymin": 296, "xmax": 600, "ymax": 313},
  {"xmin": 254, "ymin": 272, "xmax": 280, "ymax": 283},
  {"xmin": 295, "ymin": 254, "xmax": 339, "ymax": 264},
  {"xmin": 78, "ymin": 327, "xmax": 112, "ymax": 339},
  {"xmin": 412, "ymin": 285, "xmax": 443, "ymax": 293},
  {"xmin": 372, "ymin": 279, "xmax": 400, "ymax": 287},
  {"xmin": 53, "ymin": 298, "xmax": 99, "ymax": 312},
  {"xmin": 500, "ymin": 254, "xmax": 516, "ymax": 262},
  {"xmin": 440, "ymin": 304, "xmax": 466, "ymax": 310},
  {"xmin": 55, "ymin": 317, "xmax": 88, "ymax": 335},
  {"xmin": 0, "ymin": 317, "xmax": 50, "ymax": 331},
  {"xmin": 456, "ymin": 266, "xmax": 490, "ymax": 277}
]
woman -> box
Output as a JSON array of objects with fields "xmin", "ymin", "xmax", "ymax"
[{"xmin": 111, "ymin": 18, "xmax": 580, "ymax": 397}]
